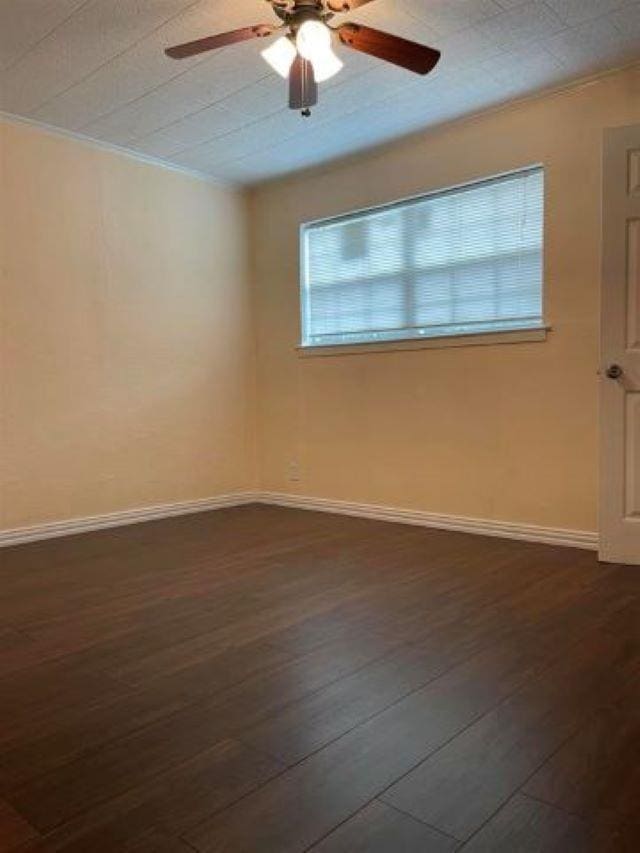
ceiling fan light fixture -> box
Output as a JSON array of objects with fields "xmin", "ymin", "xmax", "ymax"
[
  {"xmin": 296, "ymin": 20, "xmax": 343, "ymax": 82},
  {"xmin": 165, "ymin": 1, "xmax": 442, "ymax": 112},
  {"xmin": 261, "ymin": 35, "xmax": 297, "ymax": 78}
]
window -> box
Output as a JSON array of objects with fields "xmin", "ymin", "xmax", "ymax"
[{"xmin": 300, "ymin": 166, "xmax": 545, "ymax": 348}]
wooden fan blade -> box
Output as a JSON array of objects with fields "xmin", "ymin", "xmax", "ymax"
[
  {"xmin": 289, "ymin": 56, "xmax": 318, "ymax": 110},
  {"xmin": 327, "ymin": 0, "xmax": 378, "ymax": 11},
  {"xmin": 337, "ymin": 24, "xmax": 440, "ymax": 75},
  {"xmin": 165, "ymin": 24, "xmax": 276, "ymax": 59}
]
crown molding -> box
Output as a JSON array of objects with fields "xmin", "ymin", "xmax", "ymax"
[{"xmin": 0, "ymin": 110, "xmax": 234, "ymax": 189}]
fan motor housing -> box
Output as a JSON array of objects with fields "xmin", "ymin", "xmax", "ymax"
[{"xmin": 273, "ymin": 0, "xmax": 330, "ymax": 31}]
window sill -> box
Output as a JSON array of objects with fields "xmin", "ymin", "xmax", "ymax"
[{"xmin": 297, "ymin": 326, "xmax": 550, "ymax": 358}]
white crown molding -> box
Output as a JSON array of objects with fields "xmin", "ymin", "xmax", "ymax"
[
  {"xmin": 0, "ymin": 111, "xmax": 233, "ymax": 190},
  {"xmin": 0, "ymin": 492, "xmax": 255, "ymax": 547},
  {"xmin": 257, "ymin": 492, "xmax": 599, "ymax": 551},
  {"xmin": 0, "ymin": 490, "xmax": 598, "ymax": 550}
]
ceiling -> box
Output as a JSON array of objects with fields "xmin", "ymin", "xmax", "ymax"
[{"xmin": 1, "ymin": 1, "xmax": 639, "ymax": 185}]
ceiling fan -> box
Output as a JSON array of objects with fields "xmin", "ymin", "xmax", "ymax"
[{"xmin": 165, "ymin": 0, "xmax": 441, "ymax": 116}]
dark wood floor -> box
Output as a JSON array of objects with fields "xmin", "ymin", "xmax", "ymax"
[{"xmin": 0, "ymin": 505, "xmax": 638, "ymax": 852}]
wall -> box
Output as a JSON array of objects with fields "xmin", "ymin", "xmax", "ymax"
[
  {"xmin": 0, "ymin": 119, "xmax": 255, "ymax": 531},
  {"xmin": 250, "ymin": 65, "xmax": 640, "ymax": 534},
  {"xmin": 2, "ymin": 66, "xmax": 639, "ymax": 538}
]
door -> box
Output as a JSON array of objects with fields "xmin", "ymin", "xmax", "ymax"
[{"xmin": 600, "ymin": 124, "xmax": 640, "ymax": 565}]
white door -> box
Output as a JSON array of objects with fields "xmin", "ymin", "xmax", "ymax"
[{"xmin": 600, "ymin": 124, "xmax": 640, "ymax": 565}]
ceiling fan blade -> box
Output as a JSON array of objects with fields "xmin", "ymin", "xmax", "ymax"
[
  {"xmin": 289, "ymin": 56, "xmax": 318, "ymax": 110},
  {"xmin": 165, "ymin": 24, "xmax": 276, "ymax": 59},
  {"xmin": 327, "ymin": 0, "xmax": 378, "ymax": 11},
  {"xmin": 336, "ymin": 24, "xmax": 441, "ymax": 75}
]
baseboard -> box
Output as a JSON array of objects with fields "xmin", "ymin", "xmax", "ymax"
[
  {"xmin": 0, "ymin": 492, "xmax": 255, "ymax": 548},
  {"xmin": 0, "ymin": 490, "xmax": 598, "ymax": 551},
  {"xmin": 256, "ymin": 492, "xmax": 599, "ymax": 551}
]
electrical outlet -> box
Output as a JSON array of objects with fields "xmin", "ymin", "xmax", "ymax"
[{"xmin": 288, "ymin": 460, "xmax": 301, "ymax": 482}]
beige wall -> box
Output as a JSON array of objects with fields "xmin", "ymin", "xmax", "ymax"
[
  {"xmin": 250, "ymin": 66, "xmax": 640, "ymax": 533},
  {"xmin": 2, "ymin": 66, "xmax": 639, "ymax": 537},
  {"xmin": 1, "ymin": 119, "xmax": 255, "ymax": 530}
]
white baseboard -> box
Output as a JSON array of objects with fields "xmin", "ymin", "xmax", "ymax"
[
  {"xmin": 0, "ymin": 492, "xmax": 255, "ymax": 548},
  {"xmin": 0, "ymin": 489, "xmax": 598, "ymax": 551},
  {"xmin": 256, "ymin": 492, "xmax": 599, "ymax": 551}
]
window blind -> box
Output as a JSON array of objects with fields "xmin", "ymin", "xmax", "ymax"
[{"xmin": 300, "ymin": 166, "xmax": 544, "ymax": 347}]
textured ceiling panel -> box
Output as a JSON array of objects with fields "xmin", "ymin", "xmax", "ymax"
[
  {"xmin": 1, "ymin": 0, "xmax": 639, "ymax": 185},
  {"xmin": 2, "ymin": 0, "xmax": 197, "ymax": 114},
  {"xmin": 29, "ymin": 0, "xmax": 261, "ymax": 130},
  {"xmin": 0, "ymin": 0, "xmax": 89, "ymax": 71}
]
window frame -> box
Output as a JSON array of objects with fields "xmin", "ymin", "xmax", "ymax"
[{"xmin": 298, "ymin": 165, "xmax": 547, "ymax": 354}]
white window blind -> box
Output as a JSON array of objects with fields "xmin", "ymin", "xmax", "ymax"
[{"xmin": 300, "ymin": 166, "xmax": 544, "ymax": 347}]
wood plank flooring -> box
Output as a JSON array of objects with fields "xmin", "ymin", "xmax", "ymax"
[{"xmin": 0, "ymin": 504, "xmax": 638, "ymax": 852}]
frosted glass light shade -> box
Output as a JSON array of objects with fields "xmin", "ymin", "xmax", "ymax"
[
  {"xmin": 296, "ymin": 21, "xmax": 331, "ymax": 61},
  {"xmin": 309, "ymin": 49, "xmax": 343, "ymax": 83},
  {"xmin": 296, "ymin": 21, "xmax": 343, "ymax": 83},
  {"xmin": 261, "ymin": 36, "xmax": 296, "ymax": 78}
]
